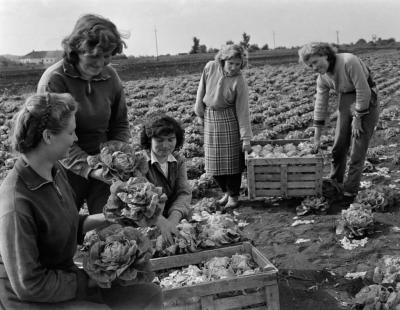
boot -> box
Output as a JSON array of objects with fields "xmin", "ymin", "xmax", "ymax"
[
  {"xmin": 224, "ymin": 195, "xmax": 240, "ymax": 209},
  {"xmin": 216, "ymin": 193, "xmax": 229, "ymax": 206}
]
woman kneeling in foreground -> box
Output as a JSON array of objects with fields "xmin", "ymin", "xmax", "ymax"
[{"xmin": 0, "ymin": 93, "xmax": 162, "ymax": 309}]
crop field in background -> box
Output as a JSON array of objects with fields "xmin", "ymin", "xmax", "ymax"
[{"xmin": 1, "ymin": 49, "xmax": 400, "ymax": 177}]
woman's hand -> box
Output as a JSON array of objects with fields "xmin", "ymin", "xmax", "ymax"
[
  {"xmin": 242, "ymin": 143, "xmax": 252, "ymax": 153},
  {"xmin": 242, "ymin": 140, "xmax": 252, "ymax": 153},
  {"xmin": 156, "ymin": 215, "xmax": 178, "ymax": 245},
  {"xmin": 196, "ymin": 117, "xmax": 204, "ymax": 126},
  {"xmin": 352, "ymin": 116, "xmax": 364, "ymax": 139},
  {"xmin": 89, "ymin": 168, "xmax": 112, "ymax": 184}
]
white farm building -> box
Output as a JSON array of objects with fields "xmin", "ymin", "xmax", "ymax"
[{"xmin": 19, "ymin": 50, "xmax": 63, "ymax": 65}]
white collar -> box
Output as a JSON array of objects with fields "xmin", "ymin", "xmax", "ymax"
[{"xmin": 148, "ymin": 151, "xmax": 177, "ymax": 165}]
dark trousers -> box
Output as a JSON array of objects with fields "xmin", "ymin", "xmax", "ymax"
[
  {"xmin": 330, "ymin": 92, "xmax": 379, "ymax": 195},
  {"xmin": 213, "ymin": 173, "xmax": 242, "ymax": 196},
  {"xmin": 67, "ymin": 170, "xmax": 110, "ymax": 215}
]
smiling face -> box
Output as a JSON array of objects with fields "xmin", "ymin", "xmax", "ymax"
[
  {"xmin": 223, "ymin": 57, "xmax": 242, "ymax": 75},
  {"xmin": 307, "ymin": 55, "xmax": 330, "ymax": 74},
  {"xmin": 151, "ymin": 133, "xmax": 177, "ymax": 162},
  {"xmin": 77, "ymin": 51, "xmax": 112, "ymax": 79}
]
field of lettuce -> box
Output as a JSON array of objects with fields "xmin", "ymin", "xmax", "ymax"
[{"xmin": 1, "ymin": 48, "xmax": 400, "ymax": 309}]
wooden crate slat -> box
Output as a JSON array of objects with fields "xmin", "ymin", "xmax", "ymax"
[
  {"xmin": 255, "ymin": 189, "xmax": 282, "ymax": 196},
  {"xmin": 163, "ymin": 277, "xmax": 277, "ymax": 300},
  {"xmin": 251, "ymin": 246, "xmax": 278, "ymax": 272},
  {"xmin": 287, "ymin": 188, "xmax": 318, "ymax": 196},
  {"xmin": 265, "ymin": 285, "xmax": 280, "ymax": 310},
  {"xmin": 151, "ymin": 244, "xmax": 247, "ymax": 271},
  {"xmin": 255, "ymin": 181, "xmax": 316, "ymax": 189},
  {"xmin": 255, "ymin": 188, "xmax": 317, "ymax": 197},
  {"xmin": 254, "ymin": 166, "xmax": 281, "ymax": 174},
  {"xmin": 255, "ymin": 182, "xmax": 281, "ymax": 189},
  {"xmin": 254, "ymin": 174, "xmax": 281, "ymax": 181},
  {"xmin": 213, "ymin": 291, "xmax": 266, "ymax": 309},
  {"xmin": 287, "ymin": 174, "xmax": 319, "ymax": 181},
  {"xmin": 287, "ymin": 165, "xmax": 322, "ymax": 173},
  {"xmin": 200, "ymin": 296, "xmax": 215, "ymax": 310},
  {"xmin": 256, "ymin": 171, "xmax": 319, "ymax": 180},
  {"xmin": 163, "ymin": 303, "xmax": 200, "ymax": 310},
  {"xmin": 247, "ymin": 157, "xmax": 320, "ymax": 165},
  {"xmin": 247, "ymin": 162, "xmax": 256, "ymax": 200},
  {"xmin": 254, "ymin": 164, "xmax": 322, "ymax": 174},
  {"xmin": 287, "ymin": 181, "xmax": 317, "ymax": 188}
]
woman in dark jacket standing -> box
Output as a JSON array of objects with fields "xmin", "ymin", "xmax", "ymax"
[
  {"xmin": 37, "ymin": 14, "xmax": 130, "ymax": 214},
  {"xmin": 298, "ymin": 42, "xmax": 379, "ymax": 204}
]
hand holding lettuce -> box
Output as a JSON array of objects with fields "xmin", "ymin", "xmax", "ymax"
[{"xmin": 104, "ymin": 177, "xmax": 167, "ymax": 227}]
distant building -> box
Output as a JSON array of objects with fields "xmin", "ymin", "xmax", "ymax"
[{"xmin": 19, "ymin": 50, "xmax": 63, "ymax": 64}]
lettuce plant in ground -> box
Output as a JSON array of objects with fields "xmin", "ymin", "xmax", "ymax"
[
  {"xmin": 81, "ymin": 224, "xmax": 155, "ymax": 288},
  {"xmin": 104, "ymin": 176, "xmax": 167, "ymax": 227},
  {"xmin": 338, "ymin": 203, "xmax": 375, "ymax": 238},
  {"xmin": 87, "ymin": 141, "xmax": 148, "ymax": 182}
]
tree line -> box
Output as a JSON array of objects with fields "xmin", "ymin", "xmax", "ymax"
[
  {"xmin": 189, "ymin": 33, "xmax": 398, "ymax": 54},
  {"xmin": 189, "ymin": 32, "xmax": 269, "ymax": 54}
]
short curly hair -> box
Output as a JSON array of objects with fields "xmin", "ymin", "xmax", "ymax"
[
  {"xmin": 140, "ymin": 112, "xmax": 185, "ymax": 151},
  {"xmin": 298, "ymin": 42, "xmax": 337, "ymax": 66},
  {"xmin": 215, "ymin": 43, "xmax": 248, "ymax": 69},
  {"xmin": 62, "ymin": 14, "xmax": 128, "ymax": 64}
]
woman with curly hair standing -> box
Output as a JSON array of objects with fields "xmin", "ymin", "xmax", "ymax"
[
  {"xmin": 37, "ymin": 14, "xmax": 130, "ymax": 215},
  {"xmin": 194, "ymin": 44, "xmax": 253, "ymax": 209},
  {"xmin": 298, "ymin": 42, "xmax": 379, "ymax": 204}
]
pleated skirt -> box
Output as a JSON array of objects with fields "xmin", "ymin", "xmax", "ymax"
[{"xmin": 204, "ymin": 107, "xmax": 244, "ymax": 175}]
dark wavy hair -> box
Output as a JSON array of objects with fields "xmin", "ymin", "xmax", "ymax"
[
  {"xmin": 11, "ymin": 93, "xmax": 77, "ymax": 153},
  {"xmin": 298, "ymin": 42, "xmax": 337, "ymax": 67},
  {"xmin": 62, "ymin": 14, "xmax": 128, "ymax": 64},
  {"xmin": 140, "ymin": 112, "xmax": 185, "ymax": 151}
]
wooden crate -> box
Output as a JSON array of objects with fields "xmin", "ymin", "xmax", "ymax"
[
  {"xmin": 151, "ymin": 242, "xmax": 279, "ymax": 310},
  {"xmin": 246, "ymin": 139, "xmax": 323, "ymax": 199}
]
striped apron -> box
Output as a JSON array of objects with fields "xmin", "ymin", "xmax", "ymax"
[{"xmin": 204, "ymin": 107, "xmax": 244, "ymax": 175}]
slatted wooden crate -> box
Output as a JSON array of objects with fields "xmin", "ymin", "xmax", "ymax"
[
  {"xmin": 245, "ymin": 139, "xmax": 323, "ymax": 199},
  {"xmin": 151, "ymin": 242, "xmax": 279, "ymax": 310}
]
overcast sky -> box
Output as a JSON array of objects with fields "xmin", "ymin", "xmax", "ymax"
[{"xmin": 1, "ymin": 0, "xmax": 399, "ymax": 56}]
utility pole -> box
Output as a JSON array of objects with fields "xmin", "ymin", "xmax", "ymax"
[
  {"xmin": 336, "ymin": 30, "xmax": 340, "ymax": 45},
  {"xmin": 273, "ymin": 31, "xmax": 276, "ymax": 49},
  {"xmin": 154, "ymin": 26, "xmax": 159, "ymax": 61}
]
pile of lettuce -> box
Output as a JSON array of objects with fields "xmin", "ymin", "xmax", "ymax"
[
  {"xmin": 81, "ymin": 224, "xmax": 154, "ymax": 288},
  {"xmin": 155, "ymin": 208, "xmax": 242, "ymax": 256},
  {"xmin": 355, "ymin": 186, "xmax": 400, "ymax": 212},
  {"xmin": 296, "ymin": 196, "xmax": 329, "ymax": 216},
  {"xmin": 159, "ymin": 253, "xmax": 260, "ymax": 289},
  {"xmin": 104, "ymin": 177, "xmax": 167, "ymax": 227},
  {"xmin": 87, "ymin": 141, "xmax": 148, "ymax": 182},
  {"xmin": 337, "ymin": 203, "xmax": 374, "ymax": 238}
]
